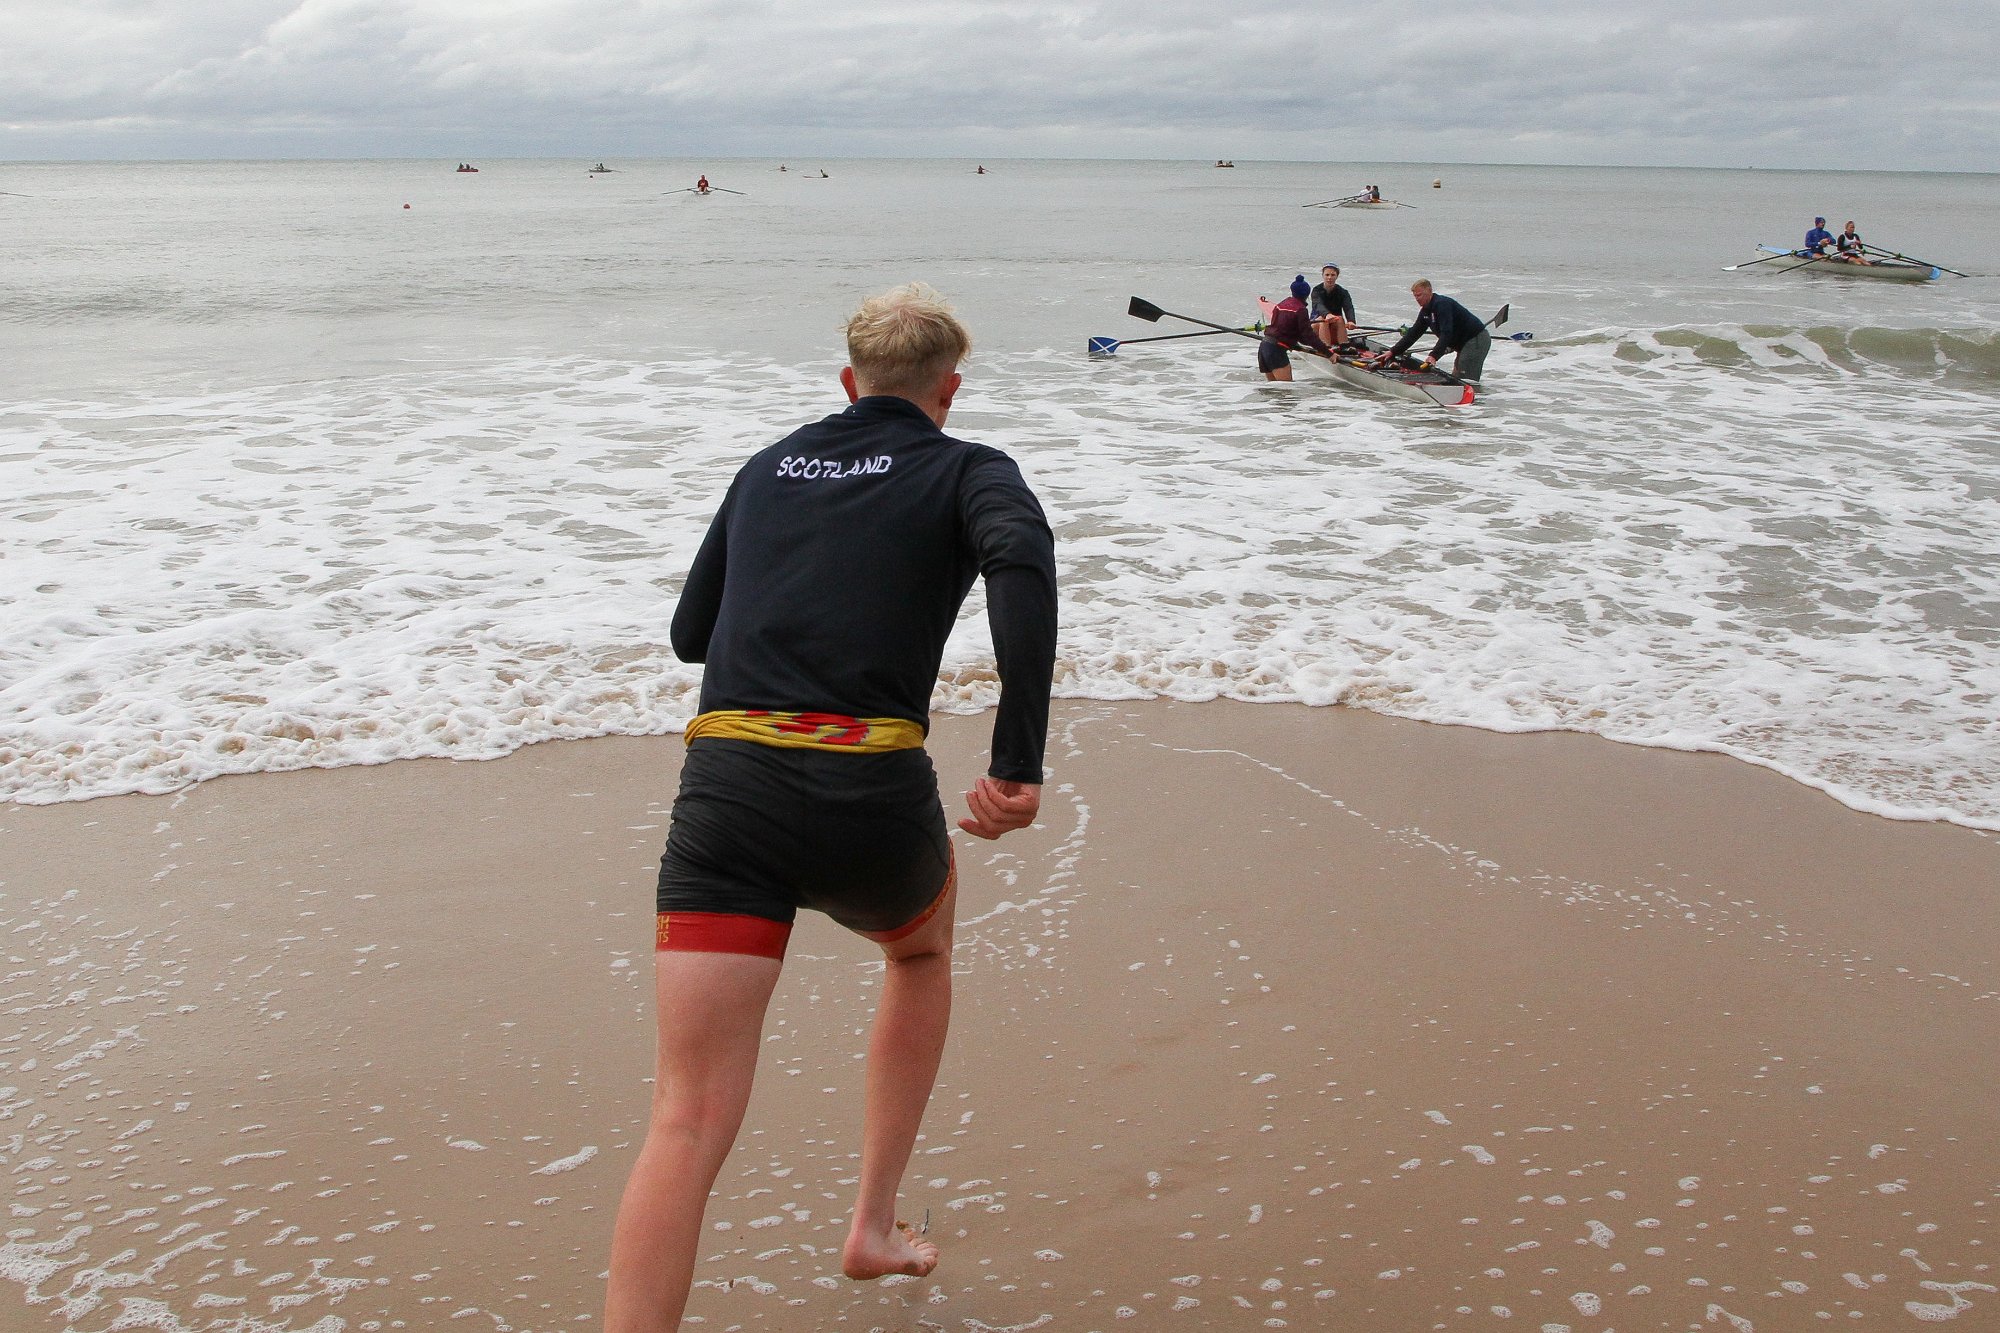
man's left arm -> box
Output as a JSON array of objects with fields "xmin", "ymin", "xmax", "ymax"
[{"xmin": 959, "ymin": 453, "xmax": 1058, "ymax": 836}]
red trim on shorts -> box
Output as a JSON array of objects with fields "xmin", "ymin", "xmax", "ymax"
[
  {"xmin": 863, "ymin": 855, "xmax": 957, "ymax": 944},
  {"xmin": 655, "ymin": 911, "xmax": 791, "ymax": 959}
]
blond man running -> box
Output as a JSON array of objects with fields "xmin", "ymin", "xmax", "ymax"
[{"xmin": 604, "ymin": 284, "xmax": 1058, "ymax": 1329}]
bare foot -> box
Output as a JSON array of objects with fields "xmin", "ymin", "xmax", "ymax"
[{"xmin": 841, "ymin": 1219, "xmax": 940, "ymax": 1280}]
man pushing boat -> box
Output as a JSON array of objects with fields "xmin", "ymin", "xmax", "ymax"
[{"xmin": 1362, "ymin": 279, "xmax": 1491, "ymax": 383}]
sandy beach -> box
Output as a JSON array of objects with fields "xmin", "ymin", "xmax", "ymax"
[{"xmin": 2, "ymin": 698, "xmax": 1995, "ymax": 1331}]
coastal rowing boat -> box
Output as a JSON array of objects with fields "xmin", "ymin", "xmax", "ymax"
[
  {"xmin": 1257, "ymin": 298, "xmax": 1474, "ymax": 408},
  {"xmin": 1334, "ymin": 199, "xmax": 1408, "ymax": 210},
  {"xmin": 1751, "ymin": 246, "xmax": 1940, "ymax": 281}
]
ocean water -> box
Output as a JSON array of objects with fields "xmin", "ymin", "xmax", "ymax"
[{"xmin": 2, "ymin": 157, "xmax": 1997, "ymax": 827}]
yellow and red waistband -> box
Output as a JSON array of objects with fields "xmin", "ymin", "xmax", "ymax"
[{"xmin": 684, "ymin": 709, "xmax": 924, "ymax": 754}]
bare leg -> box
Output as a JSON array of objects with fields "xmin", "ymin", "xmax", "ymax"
[
  {"xmin": 1314, "ymin": 316, "xmax": 1350, "ymax": 349},
  {"xmin": 604, "ymin": 949, "xmax": 784, "ymax": 1332},
  {"xmin": 841, "ymin": 878, "xmax": 958, "ymax": 1279}
]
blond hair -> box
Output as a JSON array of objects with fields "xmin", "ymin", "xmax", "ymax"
[
  {"xmin": 844, "ymin": 283, "xmax": 971, "ymax": 398},
  {"xmin": 1410, "ymin": 278, "xmax": 1433, "ymax": 295}
]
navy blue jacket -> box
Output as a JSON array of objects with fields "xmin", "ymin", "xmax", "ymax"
[
  {"xmin": 673, "ymin": 396, "xmax": 1058, "ymax": 784},
  {"xmin": 1388, "ymin": 293, "xmax": 1483, "ymax": 360}
]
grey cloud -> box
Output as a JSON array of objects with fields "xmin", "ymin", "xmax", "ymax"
[{"xmin": 1, "ymin": 0, "xmax": 1993, "ymax": 168}]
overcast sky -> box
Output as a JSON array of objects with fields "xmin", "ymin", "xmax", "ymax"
[{"xmin": 3, "ymin": 0, "xmax": 1995, "ymax": 170}]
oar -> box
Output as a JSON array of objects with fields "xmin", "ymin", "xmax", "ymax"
[
  {"xmin": 708, "ymin": 186, "xmax": 747, "ymax": 196},
  {"xmin": 1481, "ymin": 306, "xmax": 1535, "ymax": 341},
  {"xmin": 1129, "ymin": 297, "xmax": 1280, "ymax": 347},
  {"xmin": 1130, "ymin": 297, "xmax": 1369, "ymax": 374},
  {"xmin": 1860, "ymin": 243, "xmax": 1965, "ymax": 277},
  {"xmin": 1723, "ymin": 249, "xmax": 1805, "ymax": 271},
  {"xmin": 1303, "ymin": 192, "xmax": 1367, "ymax": 208},
  {"xmin": 1774, "ymin": 253, "xmax": 1832, "ymax": 274},
  {"xmin": 1089, "ymin": 327, "xmax": 1255, "ymax": 356}
]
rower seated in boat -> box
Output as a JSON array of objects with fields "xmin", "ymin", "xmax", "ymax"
[
  {"xmin": 1835, "ymin": 221, "xmax": 1874, "ymax": 264},
  {"xmin": 1259, "ymin": 277, "xmax": 1333, "ymax": 382},
  {"xmin": 1803, "ymin": 216, "xmax": 1836, "ymax": 256},
  {"xmin": 1309, "ymin": 264, "xmax": 1359, "ymax": 351}
]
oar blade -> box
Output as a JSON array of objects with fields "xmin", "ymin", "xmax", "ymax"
[
  {"xmin": 1087, "ymin": 337, "xmax": 1120, "ymax": 357},
  {"xmin": 1128, "ymin": 297, "xmax": 1165, "ymax": 323},
  {"xmin": 1491, "ymin": 304, "xmax": 1509, "ymax": 329}
]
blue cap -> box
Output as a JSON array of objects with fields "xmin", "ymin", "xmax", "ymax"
[
  {"xmin": 1814, "ymin": 216, "xmax": 1825, "ymax": 224},
  {"xmin": 1290, "ymin": 275, "xmax": 1311, "ymax": 301}
]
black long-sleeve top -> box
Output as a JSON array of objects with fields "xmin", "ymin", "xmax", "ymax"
[
  {"xmin": 671, "ymin": 395, "xmax": 1059, "ymax": 784},
  {"xmin": 1388, "ymin": 293, "xmax": 1483, "ymax": 360},
  {"xmin": 1309, "ymin": 281, "xmax": 1356, "ymax": 326}
]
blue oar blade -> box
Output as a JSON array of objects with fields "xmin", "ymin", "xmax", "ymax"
[{"xmin": 1087, "ymin": 337, "xmax": 1120, "ymax": 357}]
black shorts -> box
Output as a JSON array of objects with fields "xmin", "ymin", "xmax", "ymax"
[
  {"xmin": 1257, "ymin": 340, "xmax": 1290, "ymax": 373},
  {"xmin": 656, "ymin": 738, "xmax": 952, "ymax": 956}
]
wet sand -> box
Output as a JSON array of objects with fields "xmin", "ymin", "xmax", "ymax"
[{"xmin": 1, "ymin": 699, "xmax": 1995, "ymax": 1331}]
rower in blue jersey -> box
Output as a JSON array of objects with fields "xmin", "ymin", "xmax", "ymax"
[{"xmin": 1803, "ymin": 217, "xmax": 1836, "ymax": 255}]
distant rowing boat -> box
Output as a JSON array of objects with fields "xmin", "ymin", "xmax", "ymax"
[
  {"xmin": 1749, "ymin": 246, "xmax": 1939, "ymax": 282},
  {"xmin": 1302, "ymin": 192, "xmax": 1413, "ymax": 210},
  {"xmin": 1258, "ymin": 298, "xmax": 1474, "ymax": 408}
]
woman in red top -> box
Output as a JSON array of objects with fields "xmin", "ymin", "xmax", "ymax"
[{"xmin": 1258, "ymin": 276, "xmax": 1332, "ymax": 381}]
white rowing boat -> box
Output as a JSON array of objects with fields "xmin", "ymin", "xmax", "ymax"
[
  {"xmin": 1750, "ymin": 246, "xmax": 1939, "ymax": 282},
  {"xmin": 1258, "ymin": 298, "xmax": 1474, "ymax": 408},
  {"xmin": 1302, "ymin": 193, "xmax": 1413, "ymax": 210}
]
